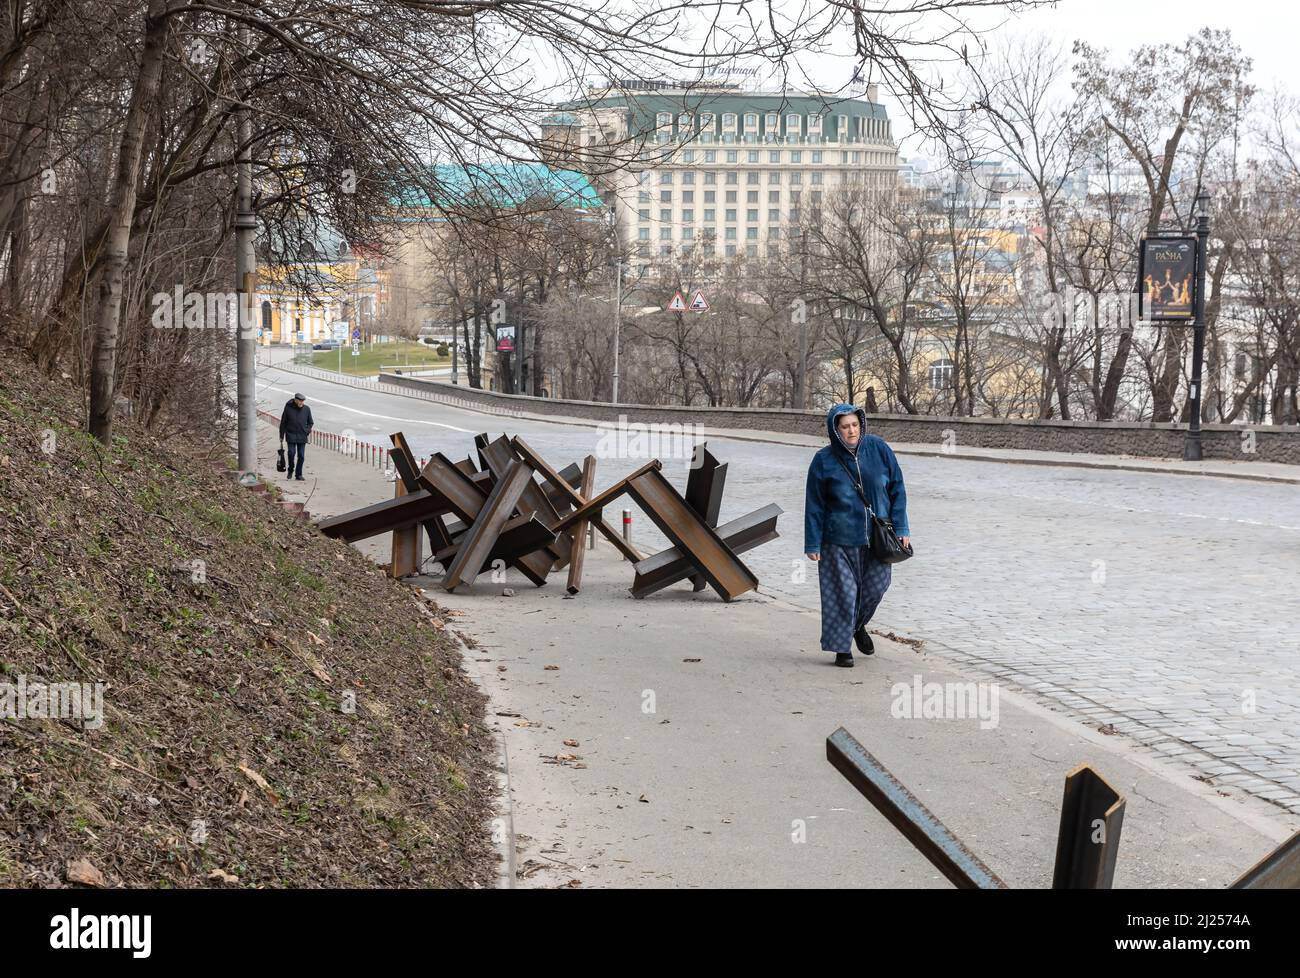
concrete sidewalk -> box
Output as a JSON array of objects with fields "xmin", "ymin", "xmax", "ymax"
[
  {"xmin": 254, "ymin": 419, "xmax": 1300, "ymax": 889},
  {"xmin": 266, "ymin": 357, "xmax": 1300, "ymax": 486}
]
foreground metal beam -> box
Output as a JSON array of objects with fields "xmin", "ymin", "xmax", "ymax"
[
  {"xmin": 631, "ymin": 504, "xmax": 781, "ymax": 598},
  {"xmin": 477, "ymin": 433, "xmax": 571, "ymax": 567},
  {"xmin": 1052, "ymin": 764, "xmax": 1125, "ymax": 889},
  {"xmin": 826, "ymin": 727, "xmax": 1007, "ymax": 890},
  {"xmin": 389, "ymin": 479, "xmax": 421, "ymax": 578},
  {"xmin": 623, "ymin": 467, "xmax": 758, "ymax": 602},
  {"xmin": 390, "ymin": 431, "xmax": 456, "ymax": 558},
  {"xmin": 433, "ymin": 514, "xmax": 555, "ymax": 577},
  {"xmin": 684, "ymin": 443, "xmax": 728, "ymax": 591},
  {"xmin": 1231, "ymin": 830, "xmax": 1300, "ymax": 889}
]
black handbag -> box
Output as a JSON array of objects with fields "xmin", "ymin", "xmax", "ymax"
[
  {"xmin": 276, "ymin": 442, "xmax": 287, "ymax": 472},
  {"xmin": 833, "ymin": 452, "xmax": 913, "ymax": 564}
]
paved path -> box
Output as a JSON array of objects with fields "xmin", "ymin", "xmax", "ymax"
[
  {"xmin": 257, "ymin": 415, "xmax": 1298, "ymax": 888},
  {"xmin": 257, "ymin": 358, "xmax": 1300, "ymax": 822}
]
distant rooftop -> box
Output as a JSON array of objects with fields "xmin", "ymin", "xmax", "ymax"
[{"xmin": 395, "ymin": 163, "xmax": 604, "ymax": 211}]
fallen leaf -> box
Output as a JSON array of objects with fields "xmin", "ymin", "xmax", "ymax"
[
  {"xmin": 207, "ymin": 869, "xmax": 240, "ymax": 884},
  {"xmin": 544, "ymin": 665, "xmax": 560, "ymax": 671},
  {"xmin": 563, "ymin": 739, "xmax": 579, "ymax": 748},
  {"xmin": 67, "ymin": 858, "xmax": 105, "ymax": 887},
  {"xmin": 638, "ymin": 794, "xmax": 649, "ymax": 803},
  {"xmin": 682, "ymin": 658, "xmax": 701, "ymax": 663},
  {"xmin": 497, "ymin": 665, "xmax": 507, "ymax": 672}
]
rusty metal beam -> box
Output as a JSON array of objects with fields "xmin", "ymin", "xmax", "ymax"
[
  {"xmin": 1052, "ymin": 764, "xmax": 1125, "ymax": 889},
  {"xmin": 631, "ymin": 504, "xmax": 781, "ymax": 598},
  {"xmin": 565, "ymin": 456, "xmax": 598, "ymax": 595},
  {"xmin": 512, "ymin": 436, "xmax": 643, "ymax": 561},
  {"xmin": 419, "ymin": 453, "xmax": 552, "ymax": 586},
  {"xmin": 1231, "ymin": 830, "xmax": 1300, "ymax": 889},
  {"xmin": 477, "ymin": 434, "xmax": 571, "ymax": 567},
  {"xmin": 389, "ymin": 479, "xmax": 421, "ymax": 578},
  {"xmin": 317, "ymin": 488, "xmax": 451, "ymax": 542},
  {"xmin": 684, "ymin": 443, "xmax": 728, "ymax": 591},
  {"xmin": 390, "ymin": 432, "xmax": 457, "ymax": 557},
  {"xmin": 433, "ymin": 514, "xmax": 555, "ymax": 574},
  {"xmin": 442, "ymin": 459, "xmax": 533, "ymax": 590},
  {"xmin": 622, "ymin": 467, "xmax": 757, "ymax": 602},
  {"xmin": 826, "ymin": 727, "xmax": 1007, "ymax": 890}
]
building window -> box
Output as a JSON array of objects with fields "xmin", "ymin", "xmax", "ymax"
[
  {"xmin": 790, "ymin": 150, "xmax": 802, "ymax": 163},
  {"xmin": 726, "ymin": 150, "xmax": 738, "ymax": 163},
  {"xmin": 638, "ymin": 190, "xmax": 650, "ymax": 203},
  {"xmin": 640, "ymin": 171, "xmax": 652, "ymax": 185},
  {"xmin": 703, "ymin": 208, "xmax": 715, "ymax": 221},
  {"xmin": 704, "ymin": 172, "xmax": 717, "ymax": 184},
  {"xmin": 656, "ymin": 112, "xmax": 672, "ymax": 128},
  {"xmin": 811, "ymin": 172, "xmax": 823, "ymax": 185},
  {"xmin": 683, "ymin": 227, "xmax": 695, "ymax": 240},
  {"xmin": 725, "ymin": 227, "xmax": 737, "ymax": 240},
  {"xmin": 683, "ymin": 150, "xmax": 695, "ymax": 163},
  {"xmin": 678, "ymin": 113, "xmax": 692, "ymax": 132},
  {"xmin": 768, "ymin": 190, "xmax": 780, "ymax": 203},
  {"xmin": 786, "ymin": 113, "xmax": 800, "ymax": 133},
  {"xmin": 660, "ymin": 171, "xmax": 673, "ymax": 184},
  {"xmin": 722, "ymin": 113, "xmax": 737, "ymax": 131},
  {"xmin": 746, "ymin": 227, "xmax": 758, "ymax": 240},
  {"xmin": 811, "ymin": 151, "xmax": 823, "ymax": 164},
  {"xmin": 768, "ymin": 226, "xmax": 780, "ymax": 239},
  {"xmin": 704, "ymin": 150, "xmax": 716, "ymax": 162},
  {"xmin": 748, "ymin": 149, "xmax": 759, "ymax": 163},
  {"xmin": 700, "ymin": 112, "xmax": 714, "ymax": 131},
  {"xmin": 660, "ymin": 228, "xmax": 672, "ymax": 240},
  {"xmin": 682, "ymin": 209, "xmax": 694, "ymax": 221},
  {"xmin": 725, "ymin": 172, "xmax": 738, "ymax": 184},
  {"xmin": 660, "ymin": 190, "xmax": 672, "ymax": 202},
  {"xmin": 660, "ymin": 208, "xmax": 671, "ymax": 221},
  {"xmin": 747, "ymin": 190, "xmax": 758, "ymax": 203},
  {"xmin": 790, "ymin": 171, "xmax": 803, "ymax": 185},
  {"xmin": 704, "ymin": 190, "xmax": 716, "ymax": 203},
  {"xmin": 726, "ymin": 244, "xmax": 737, "ymax": 257},
  {"xmin": 638, "ymin": 228, "xmax": 650, "ymax": 241},
  {"xmin": 768, "ymin": 208, "xmax": 780, "ymax": 222},
  {"xmin": 725, "ymin": 190, "xmax": 737, "ymax": 203},
  {"xmin": 725, "ymin": 208, "xmax": 737, "ymax": 222},
  {"xmin": 747, "ymin": 209, "xmax": 758, "ymax": 223},
  {"xmin": 765, "ymin": 112, "xmax": 780, "ymax": 132},
  {"xmin": 746, "ymin": 244, "xmax": 758, "ymax": 257},
  {"xmin": 638, "ymin": 209, "xmax": 650, "ymax": 220},
  {"xmin": 769, "ymin": 171, "xmax": 781, "ymax": 184},
  {"xmin": 744, "ymin": 113, "xmax": 758, "ymax": 129},
  {"xmin": 682, "ymin": 171, "xmax": 695, "ymax": 185},
  {"xmin": 809, "ymin": 114, "xmax": 822, "ymax": 133},
  {"xmin": 747, "ymin": 171, "xmax": 759, "ymax": 185},
  {"xmin": 682, "ymin": 190, "xmax": 694, "ymax": 204},
  {"xmin": 928, "ymin": 360, "xmax": 955, "ymax": 390},
  {"xmin": 661, "ymin": 244, "xmax": 672, "ymax": 255}
]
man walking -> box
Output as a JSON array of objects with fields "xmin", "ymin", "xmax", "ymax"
[{"xmin": 279, "ymin": 392, "xmax": 313, "ymax": 481}]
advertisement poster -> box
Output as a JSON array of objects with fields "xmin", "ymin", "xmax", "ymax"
[
  {"xmin": 495, "ymin": 324, "xmax": 516, "ymax": 353},
  {"xmin": 1139, "ymin": 237, "xmax": 1196, "ymax": 321}
]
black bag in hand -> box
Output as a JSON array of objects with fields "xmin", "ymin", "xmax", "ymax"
[
  {"xmin": 276, "ymin": 442, "xmax": 287, "ymax": 473},
  {"xmin": 834, "ymin": 452, "xmax": 913, "ymax": 564}
]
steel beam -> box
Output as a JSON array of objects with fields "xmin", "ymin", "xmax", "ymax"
[
  {"xmin": 1231, "ymin": 830, "xmax": 1300, "ymax": 889},
  {"xmin": 443, "ymin": 459, "xmax": 534, "ymax": 590},
  {"xmin": 317, "ymin": 488, "xmax": 451, "ymax": 542},
  {"xmin": 565, "ymin": 456, "xmax": 598, "ymax": 595},
  {"xmin": 631, "ymin": 504, "xmax": 780, "ymax": 598},
  {"xmin": 477, "ymin": 434, "xmax": 571, "ymax": 567},
  {"xmin": 684, "ymin": 443, "xmax": 728, "ymax": 591},
  {"xmin": 1052, "ymin": 764, "xmax": 1125, "ymax": 889},
  {"xmin": 622, "ymin": 467, "xmax": 758, "ymax": 602},
  {"xmin": 826, "ymin": 727, "xmax": 1007, "ymax": 890}
]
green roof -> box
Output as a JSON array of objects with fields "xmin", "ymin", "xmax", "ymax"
[{"xmin": 395, "ymin": 163, "xmax": 604, "ymax": 211}]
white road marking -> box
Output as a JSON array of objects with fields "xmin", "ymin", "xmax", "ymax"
[{"xmin": 260, "ymin": 384, "xmax": 475, "ymax": 433}]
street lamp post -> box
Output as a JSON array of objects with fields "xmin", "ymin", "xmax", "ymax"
[
  {"xmin": 1183, "ymin": 189, "xmax": 1211, "ymax": 461},
  {"xmin": 608, "ymin": 206, "xmax": 622, "ymax": 404}
]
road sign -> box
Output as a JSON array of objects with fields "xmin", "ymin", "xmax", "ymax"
[
  {"xmin": 352, "ymin": 327, "xmax": 361, "ymax": 340},
  {"xmin": 496, "ymin": 324, "xmax": 516, "ymax": 353},
  {"xmin": 352, "ymin": 346, "xmax": 360, "ymax": 356},
  {"xmin": 331, "ymin": 321, "xmax": 349, "ymax": 342},
  {"xmin": 668, "ymin": 291, "xmax": 687, "ymax": 311},
  {"xmin": 689, "ymin": 290, "xmax": 710, "ymax": 313}
]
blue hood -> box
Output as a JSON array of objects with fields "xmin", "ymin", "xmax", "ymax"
[{"xmin": 826, "ymin": 403, "xmax": 867, "ymax": 456}]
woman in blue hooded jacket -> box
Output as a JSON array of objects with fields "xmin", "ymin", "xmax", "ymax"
[{"xmin": 804, "ymin": 404, "xmax": 910, "ymax": 667}]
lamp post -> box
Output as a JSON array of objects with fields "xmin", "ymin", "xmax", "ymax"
[
  {"xmin": 608, "ymin": 206, "xmax": 622, "ymax": 404},
  {"xmin": 1183, "ymin": 188, "xmax": 1211, "ymax": 461}
]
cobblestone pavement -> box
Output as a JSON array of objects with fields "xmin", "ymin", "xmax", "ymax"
[{"xmin": 258, "ymin": 363, "xmax": 1300, "ymax": 816}]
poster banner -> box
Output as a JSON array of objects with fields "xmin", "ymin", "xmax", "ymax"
[
  {"xmin": 1138, "ymin": 237, "xmax": 1196, "ymax": 322},
  {"xmin": 495, "ymin": 324, "xmax": 516, "ymax": 354}
]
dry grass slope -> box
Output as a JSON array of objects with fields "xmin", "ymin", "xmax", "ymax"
[{"xmin": 0, "ymin": 351, "xmax": 496, "ymax": 888}]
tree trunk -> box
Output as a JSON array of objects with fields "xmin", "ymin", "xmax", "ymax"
[{"xmin": 87, "ymin": 0, "xmax": 169, "ymax": 442}]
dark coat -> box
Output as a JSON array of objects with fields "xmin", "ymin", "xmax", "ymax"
[
  {"xmin": 803, "ymin": 403, "xmax": 909, "ymax": 554},
  {"xmin": 279, "ymin": 401, "xmax": 314, "ymax": 444}
]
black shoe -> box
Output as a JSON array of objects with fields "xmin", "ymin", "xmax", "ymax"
[
  {"xmin": 854, "ymin": 627, "xmax": 874, "ymax": 655},
  {"xmin": 295, "ymin": 476, "xmax": 306, "ymax": 481},
  {"xmin": 834, "ymin": 653, "xmax": 855, "ymax": 668}
]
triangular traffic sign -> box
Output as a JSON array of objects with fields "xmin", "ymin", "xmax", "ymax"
[
  {"xmin": 668, "ymin": 291, "xmax": 687, "ymax": 311},
  {"xmin": 689, "ymin": 290, "xmax": 710, "ymax": 312}
]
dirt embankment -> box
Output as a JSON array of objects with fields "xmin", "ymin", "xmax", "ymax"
[{"xmin": 0, "ymin": 352, "xmax": 496, "ymax": 888}]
